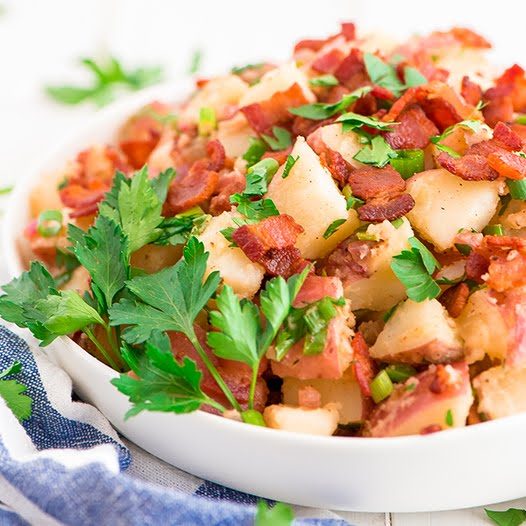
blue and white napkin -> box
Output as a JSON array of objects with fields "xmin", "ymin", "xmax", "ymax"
[{"xmin": 0, "ymin": 324, "xmax": 353, "ymax": 526}]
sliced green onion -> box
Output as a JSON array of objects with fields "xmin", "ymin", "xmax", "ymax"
[
  {"xmin": 356, "ymin": 231, "xmax": 378, "ymax": 241},
  {"xmin": 323, "ymin": 218, "xmax": 346, "ymax": 239},
  {"xmin": 316, "ymin": 297, "xmax": 338, "ymax": 320},
  {"xmin": 37, "ymin": 210, "xmax": 63, "ymax": 237},
  {"xmin": 389, "ymin": 149, "xmax": 425, "ymax": 180},
  {"xmin": 0, "ymin": 186, "xmax": 13, "ymax": 195},
  {"xmin": 241, "ymin": 409, "xmax": 266, "ymax": 427},
  {"xmin": 507, "ymin": 179, "xmax": 526, "ymax": 200},
  {"xmin": 445, "ymin": 409, "xmax": 454, "ymax": 427},
  {"xmin": 455, "ymin": 243, "xmax": 472, "ymax": 256},
  {"xmin": 342, "ymin": 185, "xmax": 364, "ymax": 210},
  {"xmin": 370, "ymin": 370, "xmax": 394, "ymax": 404},
  {"xmin": 483, "ymin": 224, "xmax": 504, "ymax": 236},
  {"xmin": 385, "ymin": 364, "xmax": 417, "ymax": 383},
  {"xmin": 198, "ymin": 107, "xmax": 216, "ymax": 136},
  {"xmin": 242, "ymin": 137, "xmax": 268, "ymax": 167},
  {"xmin": 391, "ymin": 218, "xmax": 404, "ymax": 229},
  {"xmin": 309, "ymin": 74, "xmax": 339, "ymax": 87},
  {"xmin": 516, "ymin": 115, "xmax": 526, "ymax": 125}
]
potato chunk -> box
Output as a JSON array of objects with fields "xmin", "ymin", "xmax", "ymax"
[
  {"xmin": 282, "ymin": 373, "xmax": 364, "ymax": 424},
  {"xmin": 263, "ymin": 403, "xmax": 339, "ymax": 436},
  {"xmin": 407, "ymin": 168, "xmax": 501, "ymax": 251},
  {"xmin": 180, "ymin": 75, "xmax": 249, "ymax": 124},
  {"xmin": 365, "ymin": 362, "xmax": 473, "ymax": 437},
  {"xmin": 315, "ymin": 123, "xmax": 366, "ymax": 168},
  {"xmin": 341, "ymin": 218, "xmax": 414, "ymax": 311},
  {"xmin": 473, "ymin": 366, "xmax": 526, "ymax": 419},
  {"xmin": 215, "ymin": 114, "xmax": 252, "ymax": 158},
  {"xmin": 197, "ymin": 212, "xmax": 264, "ymax": 298},
  {"xmin": 370, "ymin": 298, "xmax": 464, "ymax": 363},
  {"xmin": 266, "ymin": 137, "xmax": 359, "ymax": 259},
  {"xmin": 239, "ymin": 62, "xmax": 315, "ymax": 106}
]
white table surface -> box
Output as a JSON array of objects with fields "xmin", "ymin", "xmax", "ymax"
[{"xmin": 0, "ymin": 1, "xmax": 525, "ymax": 524}]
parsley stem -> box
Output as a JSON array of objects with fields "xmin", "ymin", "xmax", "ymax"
[
  {"xmin": 84, "ymin": 326, "xmax": 121, "ymax": 371},
  {"xmin": 104, "ymin": 323, "xmax": 124, "ymax": 370},
  {"xmin": 248, "ymin": 366, "xmax": 258, "ymax": 410},
  {"xmin": 204, "ymin": 396, "xmax": 227, "ymax": 414},
  {"xmin": 187, "ymin": 329, "xmax": 242, "ymax": 413}
]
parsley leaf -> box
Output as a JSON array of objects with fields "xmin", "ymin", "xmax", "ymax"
[
  {"xmin": 485, "ymin": 508, "xmax": 526, "ymax": 526},
  {"xmin": 404, "ymin": 66, "xmax": 427, "ymax": 87},
  {"xmin": 262, "ymin": 126, "xmax": 292, "ymax": 151},
  {"xmin": 243, "ymin": 137, "xmax": 268, "ymax": 167},
  {"xmin": 391, "ymin": 237, "xmax": 441, "ymax": 302},
  {"xmin": 309, "ymin": 74, "xmax": 339, "ymax": 87},
  {"xmin": 188, "ymin": 49, "xmax": 203, "ymax": 75},
  {"xmin": 282, "ymin": 155, "xmax": 299, "ymax": 179},
  {"xmin": 155, "ymin": 209, "xmax": 210, "ymax": 246},
  {"xmin": 364, "ymin": 52, "xmax": 404, "ymax": 96},
  {"xmin": 68, "ymin": 215, "xmax": 129, "ymax": 311},
  {"xmin": 323, "ymin": 218, "xmax": 346, "ymax": 239},
  {"xmin": 336, "ymin": 112, "xmax": 397, "ymax": 133},
  {"xmin": 231, "ymin": 63, "xmax": 265, "ymax": 75},
  {"xmin": 46, "ymin": 56, "xmax": 163, "ymax": 107},
  {"xmin": 243, "ymin": 158, "xmax": 279, "ymax": 196},
  {"xmin": 289, "ymin": 86, "xmax": 371, "ymax": 120},
  {"xmin": 230, "ymin": 195, "xmax": 279, "ymax": 221},
  {"xmin": 430, "ymin": 119, "xmax": 489, "ymax": 158},
  {"xmin": 109, "ymin": 237, "xmax": 220, "ymax": 343},
  {"xmin": 255, "ymin": 501, "xmax": 294, "ymax": 526},
  {"xmin": 112, "ymin": 332, "xmax": 223, "ymax": 418},
  {"xmin": 0, "ymin": 362, "xmax": 32, "ymax": 421},
  {"xmin": 353, "ymin": 136, "xmax": 398, "ymax": 167}
]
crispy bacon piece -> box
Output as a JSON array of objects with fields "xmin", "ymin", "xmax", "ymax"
[
  {"xmin": 511, "ymin": 123, "xmax": 526, "ymax": 142},
  {"xmin": 60, "ymin": 183, "xmax": 107, "ymax": 218},
  {"xmin": 483, "ymin": 90, "xmax": 514, "ymax": 127},
  {"xmin": 382, "ymin": 87, "xmax": 422, "ymax": 122},
  {"xmin": 358, "ymin": 193, "xmax": 415, "ymax": 222},
  {"xmin": 494, "ymin": 64, "xmax": 526, "ymax": 113},
  {"xmin": 420, "ymin": 96, "xmax": 463, "ymax": 132},
  {"xmin": 487, "ymin": 150, "xmax": 526, "ymax": 179},
  {"xmin": 461, "ymin": 76, "xmax": 482, "ymax": 106},
  {"xmin": 320, "ymin": 149, "xmax": 351, "ymax": 187},
  {"xmin": 323, "ymin": 239, "xmax": 371, "ymax": 284},
  {"xmin": 292, "ymin": 115, "xmax": 333, "ymax": 137},
  {"xmin": 167, "ymin": 140, "xmax": 225, "ymax": 214},
  {"xmin": 240, "ymin": 83, "xmax": 309, "ymax": 134},
  {"xmin": 294, "ymin": 39, "xmax": 327, "ymax": 53},
  {"xmin": 208, "ymin": 169, "xmax": 246, "ymax": 216},
  {"xmin": 334, "ymin": 49, "xmax": 368, "ymax": 90},
  {"xmin": 351, "ymin": 332, "xmax": 376, "ymax": 398},
  {"xmin": 384, "ymin": 104, "xmax": 439, "ymax": 149},
  {"xmin": 437, "ymin": 152, "xmax": 499, "ymax": 181},
  {"xmin": 439, "ymin": 282, "xmax": 470, "ymax": 318},
  {"xmin": 450, "ymin": 27, "xmax": 491, "ymax": 48},
  {"xmin": 293, "ymin": 274, "xmax": 343, "ymax": 308},
  {"xmin": 312, "ymin": 48, "xmax": 346, "ymax": 74},
  {"xmin": 465, "ymin": 252, "xmax": 489, "ymax": 282},
  {"xmin": 347, "ymin": 165, "xmax": 406, "ymax": 199},
  {"xmin": 232, "ymin": 214, "xmax": 306, "ymax": 277},
  {"xmin": 493, "ymin": 121, "xmax": 524, "ymax": 151}
]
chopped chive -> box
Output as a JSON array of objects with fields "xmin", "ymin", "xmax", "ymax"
[
  {"xmin": 445, "ymin": 409, "xmax": 454, "ymax": 427},
  {"xmin": 391, "ymin": 218, "xmax": 404, "ymax": 229},
  {"xmin": 507, "ymin": 179, "xmax": 526, "ymax": 200},
  {"xmin": 241, "ymin": 409, "xmax": 266, "ymax": 427},
  {"xmin": 309, "ymin": 74, "xmax": 339, "ymax": 87},
  {"xmin": 37, "ymin": 210, "xmax": 63, "ymax": 237},
  {"xmin": 356, "ymin": 231, "xmax": 378, "ymax": 241},
  {"xmin": 188, "ymin": 49, "xmax": 203, "ymax": 75},
  {"xmin": 370, "ymin": 370, "xmax": 394, "ymax": 403},
  {"xmin": 389, "ymin": 149, "xmax": 424, "ymax": 179},
  {"xmin": 342, "ymin": 185, "xmax": 364, "ymax": 210},
  {"xmin": 0, "ymin": 186, "xmax": 13, "ymax": 195},
  {"xmin": 198, "ymin": 107, "xmax": 216, "ymax": 136},
  {"xmin": 483, "ymin": 224, "xmax": 504, "ymax": 236},
  {"xmin": 282, "ymin": 154, "xmax": 299, "ymax": 179},
  {"xmin": 323, "ymin": 218, "xmax": 346, "ymax": 239},
  {"xmin": 455, "ymin": 243, "xmax": 472, "ymax": 256},
  {"xmin": 385, "ymin": 364, "xmax": 417, "ymax": 383},
  {"xmin": 383, "ymin": 303, "xmax": 398, "ymax": 322}
]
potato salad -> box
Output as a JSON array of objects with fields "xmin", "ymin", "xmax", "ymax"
[{"xmin": 5, "ymin": 23, "xmax": 526, "ymax": 438}]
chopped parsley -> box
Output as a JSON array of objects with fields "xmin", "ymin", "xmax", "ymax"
[
  {"xmin": 0, "ymin": 361, "xmax": 32, "ymax": 421},
  {"xmin": 353, "ymin": 136, "xmax": 398, "ymax": 167},
  {"xmin": 282, "ymin": 154, "xmax": 299, "ymax": 178},
  {"xmin": 336, "ymin": 112, "xmax": 397, "ymax": 133},
  {"xmin": 262, "ymin": 126, "xmax": 292, "ymax": 151},
  {"xmin": 243, "ymin": 137, "xmax": 268, "ymax": 167},
  {"xmin": 445, "ymin": 408, "xmax": 454, "ymax": 427},
  {"xmin": 255, "ymin": 501, "xmax": 294, "ymax": 526},
  {"xmin": 309, "ymin": 74, "xmax": 339, "ymax": 87},
  {"xmin": 323, "ymin": 218, "xmax": 347, "ymax": 239}
]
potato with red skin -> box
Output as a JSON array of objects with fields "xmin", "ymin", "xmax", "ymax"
[{"xmin": 364, "ymin": 362, "xmax": 473, "ymax": 437}]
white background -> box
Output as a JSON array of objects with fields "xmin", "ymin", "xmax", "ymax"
[{"xmin": 1, "ymin": 1, "xmax": 525, "ymax": 524}]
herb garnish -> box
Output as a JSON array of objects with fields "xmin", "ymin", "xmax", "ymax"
[
  {"xmin": 353, "ymin": 136, "xmax": 398, "ymax": 167},
  {"xmin": 336, "ymin": 112, "xmax": 397, "ymax": 133},
  {"xmin": 485, "ymin": 508, "xmax": 526, "ymax": 526},
  {"xmin": 255, "ymin": 501, "xmax": 294, "ymax": 526},
  {"xmin": 323, "ymin": 218, "xmax": 347, "ymax": 239},
  {"xmin": 0, "ymin": 361, "xmax": 32, "ymax": 421},
  {"xmin": 243, "ymin": 137, "xmax": 268, "ymax": 167},
  {"xmin": 282, "ymin": 155, "xmax": 299, "ymax": 179},
  {"xmin": 262, "ymin": 126, "xmax": 292, "ymax": 151},
  {"xmin": 309, "ymin": 74, "xmax": 339, "ymax": 87}
]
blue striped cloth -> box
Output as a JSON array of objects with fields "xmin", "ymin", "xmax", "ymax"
[{"xmin": 0, "ymin": 325, "xmax": 352, "ymax": 526}]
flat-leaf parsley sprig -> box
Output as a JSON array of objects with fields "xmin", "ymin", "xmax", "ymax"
[{"xmin": 0, "ymin": 361, "xmax": 32, "ymax": 421}]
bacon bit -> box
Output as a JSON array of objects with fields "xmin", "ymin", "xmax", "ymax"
[
  {"xmin": 465, "ymin": 252, "xmax": 489, "ymax": 283},
  {"xmin": 487, "ymin": 150, "xmax": 526, "ymax": 179},
  {"xmin": 209, "ymin": 169, "xmax": 246, "ymax": 216},
  {"xmin": 294, "ymin": 39, "xmax": 327, "ymax": 53},
  {"xmin": 320, "ymin": 149, "xmax": 352, "ymax": 187},
  {"xmin": 482, "ymin": 90, "xmax": 514, "ymax": 128},
  {"xmin": 420, "ymin": 424, "xmax": 442, "ymax": 435},
  {"xmin": 450, "ymin": 27, "xmax": 491, "ymax": 48},
  {"xmin": 382, "ymin": 87, "xmax": 422, "ymax": 122},
  {"xmin": 334, "ymin": 49, "xmax": 368, "ymax": 90},
  {"xmin": 261, "ymin": 146, "xmax": 293, "ymax": 165},
  {"xmin": 486, "ymin": 251, "xmax": 526, "ymax": 292},
  {"xmin": 120, "ymin": 140, "xmax": 157, "ymax": 170},
  {"xmin": 492, "ymin": 121, "xmax": 524, "ymax": 151},
  {"xmin": 167, "ymin": 140, "xmax": 225, "ymax": 214},
  {"xmin": 420, "ymin": 96, "xmax": 463, "ymax": 132},
  {"xmin": 312, "ymin": 48, "xmax": 345, "ymax": 74},
  {"xmin": 370, "ymin": 85, "xmax": 396, "ymax": 101},
  {"xmin": 347, "ymin": 165, "xmax": 406, "ymax": 200},
  {"xmin": 293, "ymin": 275, "xmax": 342, "ymax": 308},
  {"xmin": 439, "ymin": 282, "xmax": 470, "ymax": 318},
  {"xmin": 240, "ymin": 83, "xmax": 309, "ymax": 134},
  {"xmin": 358, "ymin": 193, "xmax": 415, "ymax": 222},
  {"xmin": 323, "ymin": 239, "xmax": 371, "ymax": 284},
  {"xmin": 340, "ymin": 22, "xmax": 356, "ymax": 41},
  {"xmin": 60, "ymin": 183, "xmax": 107, "ymax": 218},
  {"xmin": 352, "ymin": 332, "xmax": 376, "ymax": 398},
  {"xmin": 511, "ymin": 123, "xmax": 526, "ymax": 142},
  {"xmin": 494, "ymin": 64, "xmax": 526, "ymax": 113},
  {"xmin": 428, "ymin": 364, "xmax": 451, "ymax": 394},
  {"xmin": 460, "ymin": 76, "xmax": 482, "ymax": 106},
  {"xmin": 384, "ymin": 104, "xmax": 439, "ymax": 149},
  {"xmin": 352, "ymin": 92, "xmax": 378, "ymax": 116},
  {"xmin": 437, "ymin": 152, "xmax": 499, "ymax": 181},
  {"xmin": 292, "ymin": 115, "xmax": 333, "ymax": 137},
  {"xmin": 232, "ymin": 214, "xmax": 306, "ymax": 277},
  {"xmin": 298, "ymin": 386, "xmax": 322, "ymax": 409}
]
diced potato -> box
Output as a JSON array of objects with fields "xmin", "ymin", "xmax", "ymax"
[
  {"xmin": 266, "ymin": 137, "xmax": 360, "ymax": 259},
  {"xmin": 197, "ymin": 211, "xmax": 264, "ymax": 298},
  {"xmin": 215, "ymin": 114, "xmax": 252, "ymax": 158},
  {"xmin": 436, "ymin": 49, "xmax": 495, "ymax": 92},
  {"xmin": 130, "ymin": 244, "xmax": 182, "ymax": 274},
  {"xmin": 239, "ymin": 62, "xmax": 315, "ymax": 107},
  {"xmin": 263, "ymin": 403, "xmax": 340, "ymax": 436},
  {"xmin": 316, "ymin": 123, "xmax": 366, "ymax": 168},
  {"xmin": 344, "ymin": 218, "xmax": 413, "ymax": 311},
  {"xmin": 456, "ymin": 288, "xmax": 508, "ymax": 364},
  {"xmin": 180, "ymin": 75, "xmax": 249, "ymax": 124},
  {"xmin": 370, "ymin": 298, "xmax": 464, "ymax": 363},
  {"xmin": 366, "ymin": 362, "xmax": 473, "ymax": 437},
  {"xmin": 473, "ymin": 366, "xmax": 526, "ymax": 419},
  {"xmin": 407, "ymin": 168, "xmax": 501, "ymax": 251},
  {"xmin": 282, "ymin": 373, "xmax": 363, "ymax": 424}
]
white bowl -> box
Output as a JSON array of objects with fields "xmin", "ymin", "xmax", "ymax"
[{"xmin": 4, "ymin": 81, "xmax": 526, "ymax": 513}]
